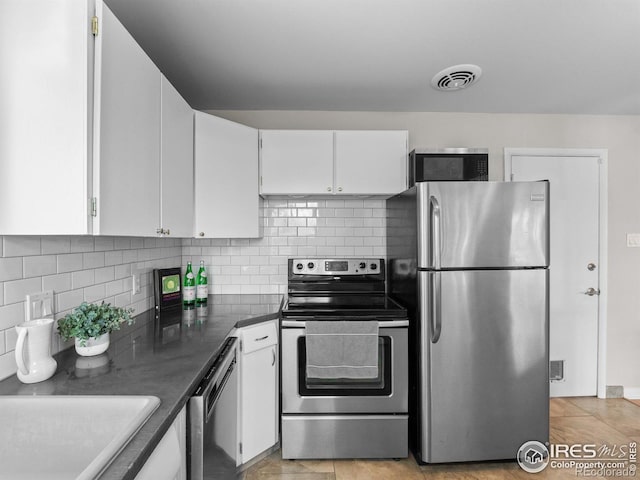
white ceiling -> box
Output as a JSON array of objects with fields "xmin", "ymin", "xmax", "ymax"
[{"xmin": 104, "ymin": 0, "xmax": 640, "ymax": 114}]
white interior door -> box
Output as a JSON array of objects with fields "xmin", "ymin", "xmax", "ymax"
[{"xmin": 506, "ymin": 150, "xmax": 605, "ymax": 397}]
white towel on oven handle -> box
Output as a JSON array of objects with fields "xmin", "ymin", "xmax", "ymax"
[{"xmin": 305, "ymin": 320, "xmax": 379, "ymax": 379}]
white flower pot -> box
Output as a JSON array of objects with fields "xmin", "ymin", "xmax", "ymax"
[{"xmin": 75, "ymin": 333, "xmax": 110, "ymax": 357}]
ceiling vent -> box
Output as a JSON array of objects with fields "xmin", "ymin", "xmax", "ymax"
[{"xmin": 431, "ymin": 64, "xmax": 482, "ymax": 91}]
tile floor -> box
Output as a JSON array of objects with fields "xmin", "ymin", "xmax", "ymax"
[{"xmin": 243, "ymin": 398, "xmax": 640, "ymax": 479}]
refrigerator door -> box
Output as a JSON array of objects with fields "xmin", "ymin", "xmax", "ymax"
[
  {"xmin": 417, "ymin": 181, "xmax": 549, "ymax": 269},
  {"xmin": 418, "ymin": 269, "xmax": 549, "ymax": 463}
]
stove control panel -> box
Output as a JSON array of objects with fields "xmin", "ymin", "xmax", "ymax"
[{"xmin": 291, "ymin": 258, "xmax": 382, "ymax": 275}]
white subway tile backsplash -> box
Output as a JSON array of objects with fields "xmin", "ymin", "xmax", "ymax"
[
  {"xmin": 105, "ymin": 250, "xmax": 124, "ymax": 266},
  {"xmin": 4, "ymin": 278, "xmax": 41, "ymax": 305},
  {"xmin": 70, "ymin": 236, "xmax": 94, "ymax": 253},
  {"xmin": 84, "ymin": 284, "xmax": 106, "ymax": 303},
  {"xmin": 42, "ymin": 273, "xmax": 72, "ymax": 293},
  {"xmin": 0, "ymin": 303, "xmax": 24, "ymax": 330},
  {"xmin": 72, "ymin": 270, "xmax": 95, "ymax": 289},
  {"xmin": 0, "ymin": 352, "xmax": 16, "ymax": 380},
  {"xmin": 95, "ymin": 266, "xmax": 115, "ymax": 284},
  {"xmin": 23, "ymin": 255, "xmax": 57, "ymax": 278},
  {"xmin": 114, "ymin": 237, "xmax": 132, "ymax": 250},
  {"xmin": 4, "ymin": 328, "xmax": 18, "ymax": 357},
  {"xmin": 105, "ymin": 279, "xmax": 125, "ymax": 297},
  {"xmin": 3, "ymin": 236, "xmax": 41, "ymax": 257},
  {"xmin": 0, "ymin": 198, "xmax": 389, "ymax": 379},
  {"xmin": 41, "ymin": 236, "xmax": 71, "ymax": 255},
  {"xmin": 57, "ymin": 253, "xmax": 84, "ymax": 273},
  {"xmin": 0, "ymin": 258, "xmax": 22, "ymax": 282}
]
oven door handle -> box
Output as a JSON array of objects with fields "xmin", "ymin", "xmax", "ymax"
[{"xmin": 281, "ymin": 319, "xmax": 409, "ymax": 328}]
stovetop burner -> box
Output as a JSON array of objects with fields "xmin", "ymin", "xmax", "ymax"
[{"xmin": 282, "ymin": 258, "xmax": 407, "ymax": 321}]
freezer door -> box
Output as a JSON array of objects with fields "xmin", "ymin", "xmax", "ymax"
[
  {"xmin": 418, "ymin": 269, "xmax": 549, "ymax": 463},
  {"xmin": 417, "ymin": 181, "xmax": 549, "ymax": 269}
]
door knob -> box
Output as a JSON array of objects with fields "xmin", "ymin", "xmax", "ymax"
[{"xmin": 584, "ymin": 288, "xmax": 600, "ymax": 296}]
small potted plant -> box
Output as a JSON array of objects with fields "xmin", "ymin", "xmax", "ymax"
[{"xmin": 57, "ymin": 302, "xmax": 134, "ymax": 356}]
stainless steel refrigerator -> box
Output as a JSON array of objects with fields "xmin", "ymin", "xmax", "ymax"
[{"xmin": 387, "ymin": 181, "xmax": 549, "ymax": 463}]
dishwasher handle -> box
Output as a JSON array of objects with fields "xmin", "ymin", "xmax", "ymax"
[
  {"xmin": 204, "ymin": 359, "xmax": 235, "ymax": 423},
  {"xmin": 193, "ymin": 337, "xmax": 237, "ymax": 422}
]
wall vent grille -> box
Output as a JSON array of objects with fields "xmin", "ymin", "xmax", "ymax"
[
  {"xmin": 550, "ymin": 360, "xmax": 564, "ymax": 382},
  {"xmin": 431, "ymin": 64, "xmax": 482, "ymax": 91}
]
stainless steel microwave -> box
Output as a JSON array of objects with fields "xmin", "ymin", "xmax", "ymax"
[{"xmin": 408, "ymin": 148, "xmax": 488, "ymax": 185}]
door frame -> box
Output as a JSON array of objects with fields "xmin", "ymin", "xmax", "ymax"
[{"xmin": 504, "ymin": 148, "xmax": 608, "ymax": 399}]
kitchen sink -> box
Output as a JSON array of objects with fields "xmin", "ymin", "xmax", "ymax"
[{"xmin": 0, "ymin": 395, "xmax": 160, "ymax": 480}]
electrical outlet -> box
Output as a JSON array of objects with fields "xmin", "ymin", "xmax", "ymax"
[
  {"xmin": 132, "ymin": 271, "xmax": 141, "ymax": 295},
  {"xmin": 627, "ymin": 233, "xmax": 640, "ymax": 247},
  {"xmin": 25, "ymin": 290, "xmax": 54, "ymax": 322}
]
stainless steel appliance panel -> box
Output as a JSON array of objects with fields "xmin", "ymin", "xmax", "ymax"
[
  {"xmin": 189, "ymin": 338, "xmax": 239, "ymax": 480},
  {"xmin": 418, "ymin": 269, "xmax": 549, "ymax": 463},
  {"xmin": 416, "ymin": 181, "xmax": 549, "ymax": 269},
  {"xmin": 281, "ymin": 415, "xmax": 408, "ymax": 459},
  {"xmin": 281, "ymin": 324, "xmax": 408, "ymax": 414}
]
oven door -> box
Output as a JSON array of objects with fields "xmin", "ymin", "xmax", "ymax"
[{"xmin": 281, "ymin": 320, "xmax": 408, "ymax": 414}]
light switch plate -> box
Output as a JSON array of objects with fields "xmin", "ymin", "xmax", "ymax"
[
  {"xmin": 627, "ymin": 233, "xmax": 640, "ymax": 247},
  {"xmin": 25, "ymin": 290, "xmax": 54, "ymax": 322}
]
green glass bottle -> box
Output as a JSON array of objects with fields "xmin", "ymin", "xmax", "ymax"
[
  {"xmin": 196, "ymin": 260, "xmax": 208, "ymax": 304},
  {"xmin": 183, "ymin": 261, "xmax": 196, "ymax": 306}
]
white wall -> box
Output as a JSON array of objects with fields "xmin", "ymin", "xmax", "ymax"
[{"xmin": 211, "ymin": 109, "xmax": 640, "ymax": 393}]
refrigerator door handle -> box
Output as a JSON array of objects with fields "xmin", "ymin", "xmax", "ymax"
[
  {"xmin": 430, "ymin": 271, "xmax": 442, "ymax": 343},
  {"xmin": 430, "ymin": 196, "xmax": 442, "ymax": 270}
]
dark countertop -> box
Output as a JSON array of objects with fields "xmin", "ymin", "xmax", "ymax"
[{"xmin": 0, "ymin": 294, "xmax": 282, "ymax": 480}]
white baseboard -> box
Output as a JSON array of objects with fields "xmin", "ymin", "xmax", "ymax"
[{"xmin": 623, "ymin": 387, "xmax": 640, "ymax": 399}]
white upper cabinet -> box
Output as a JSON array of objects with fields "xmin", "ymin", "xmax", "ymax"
[
  {"xmin": 0, "ymin": 0, "xmax": 196, "ymax": 237},
  {"xmin": 335, "ymin": 131, "xmax": 408, "ymax": 195},
  {"xmin": 194, "ymin": 112, "xmax": 260, "ymax": 238},
  {"xmin": 0, "ymin": 0, "xmax": 92, "ymax": 235},
  {"xmin": 259, "ymin": 130, "xmax": 408, "ymax": 196},
  {"xmin": 259, "ymin": 130, "xmax": 334, "ymax": 195},
  {"xmin": 160, "ymin": 76, "xmax": 194, "ymax": 238},
  {"xmin": 93, "ymin": 0, "xmax": 161, "ymax": 236}
]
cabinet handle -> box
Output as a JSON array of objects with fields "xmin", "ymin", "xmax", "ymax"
[
  {"xmin": 255, "ymin": 335, "xmax": 269, "ymax": 342},
  {"xmin": 272, "ymin": 348, "xmax": 276, "ymax": 366},
  {"xmin": 165, "ymin": 229, "xmax": 170, "ymax": 236},
  {"xmin": 199, "ymin": 232, "xmax": 205, "ymax": 237},
  {"xmin": 156, "ymin": 228, "xmax": 164, "ymax": 235},
  {"xmin": 327, "ymin": 186, "xmax": 332, "ymax": 192},
  {"xmin": 337, "ymin": 186, "xmax": 343, "ymax": 192}
]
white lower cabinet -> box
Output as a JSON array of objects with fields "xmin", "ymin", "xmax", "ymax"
[
  {"xmin": 135, "ymin": 405, "xmax": 187, "ymax": 480},
  {"xmin": 237, "ymin": 320, "xmax": 279, "ymax": 465}
]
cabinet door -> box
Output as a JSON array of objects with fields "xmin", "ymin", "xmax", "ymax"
[
  {"xmin": 194, "ymin": 112, "xmax": 259, "ymax": 238},
  {"xmin": 93, "ymin": 0, "xmax": 161, "ymax": 236},
  {"xmin": 260, "ymin": 130, "xmax": 334, "ymax": 195},
  {"xmin": 161, "ymin": 76, "xmax": 193, "ymax": 238},
  {"xmin": 135, "ymin": 405, "xmax": 186, "ymax": 480},
  {"xmin": 241, "ymin": 344, "xmax": 278, "ymax": 462},
  {"xmin": 0, "ymin": 0, "xmax": 91, "ymax": 234},
  {"xmin": 335, "ymin": 130, "xmax": 408, "ymax": 195}
]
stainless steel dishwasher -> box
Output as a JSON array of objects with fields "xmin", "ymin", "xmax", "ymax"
[{"xmin": 188, "ymin": 337, "xmax": 239, "ymax": 480}]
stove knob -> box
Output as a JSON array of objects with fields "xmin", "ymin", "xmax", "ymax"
[
  {"xmin": 370, "ymin": 263, "xmax": 378, "ymax": 271},
  {"xmin": 359, "ymin": 262, "xmax": 366, "ymax": 269},
  {"xmin": 307, "ymin": 262, "xmax": 315, "ymax": 270},
  {"xmin": 296, "ymin": 263, "xmax": 304, "ymax": 270}
]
